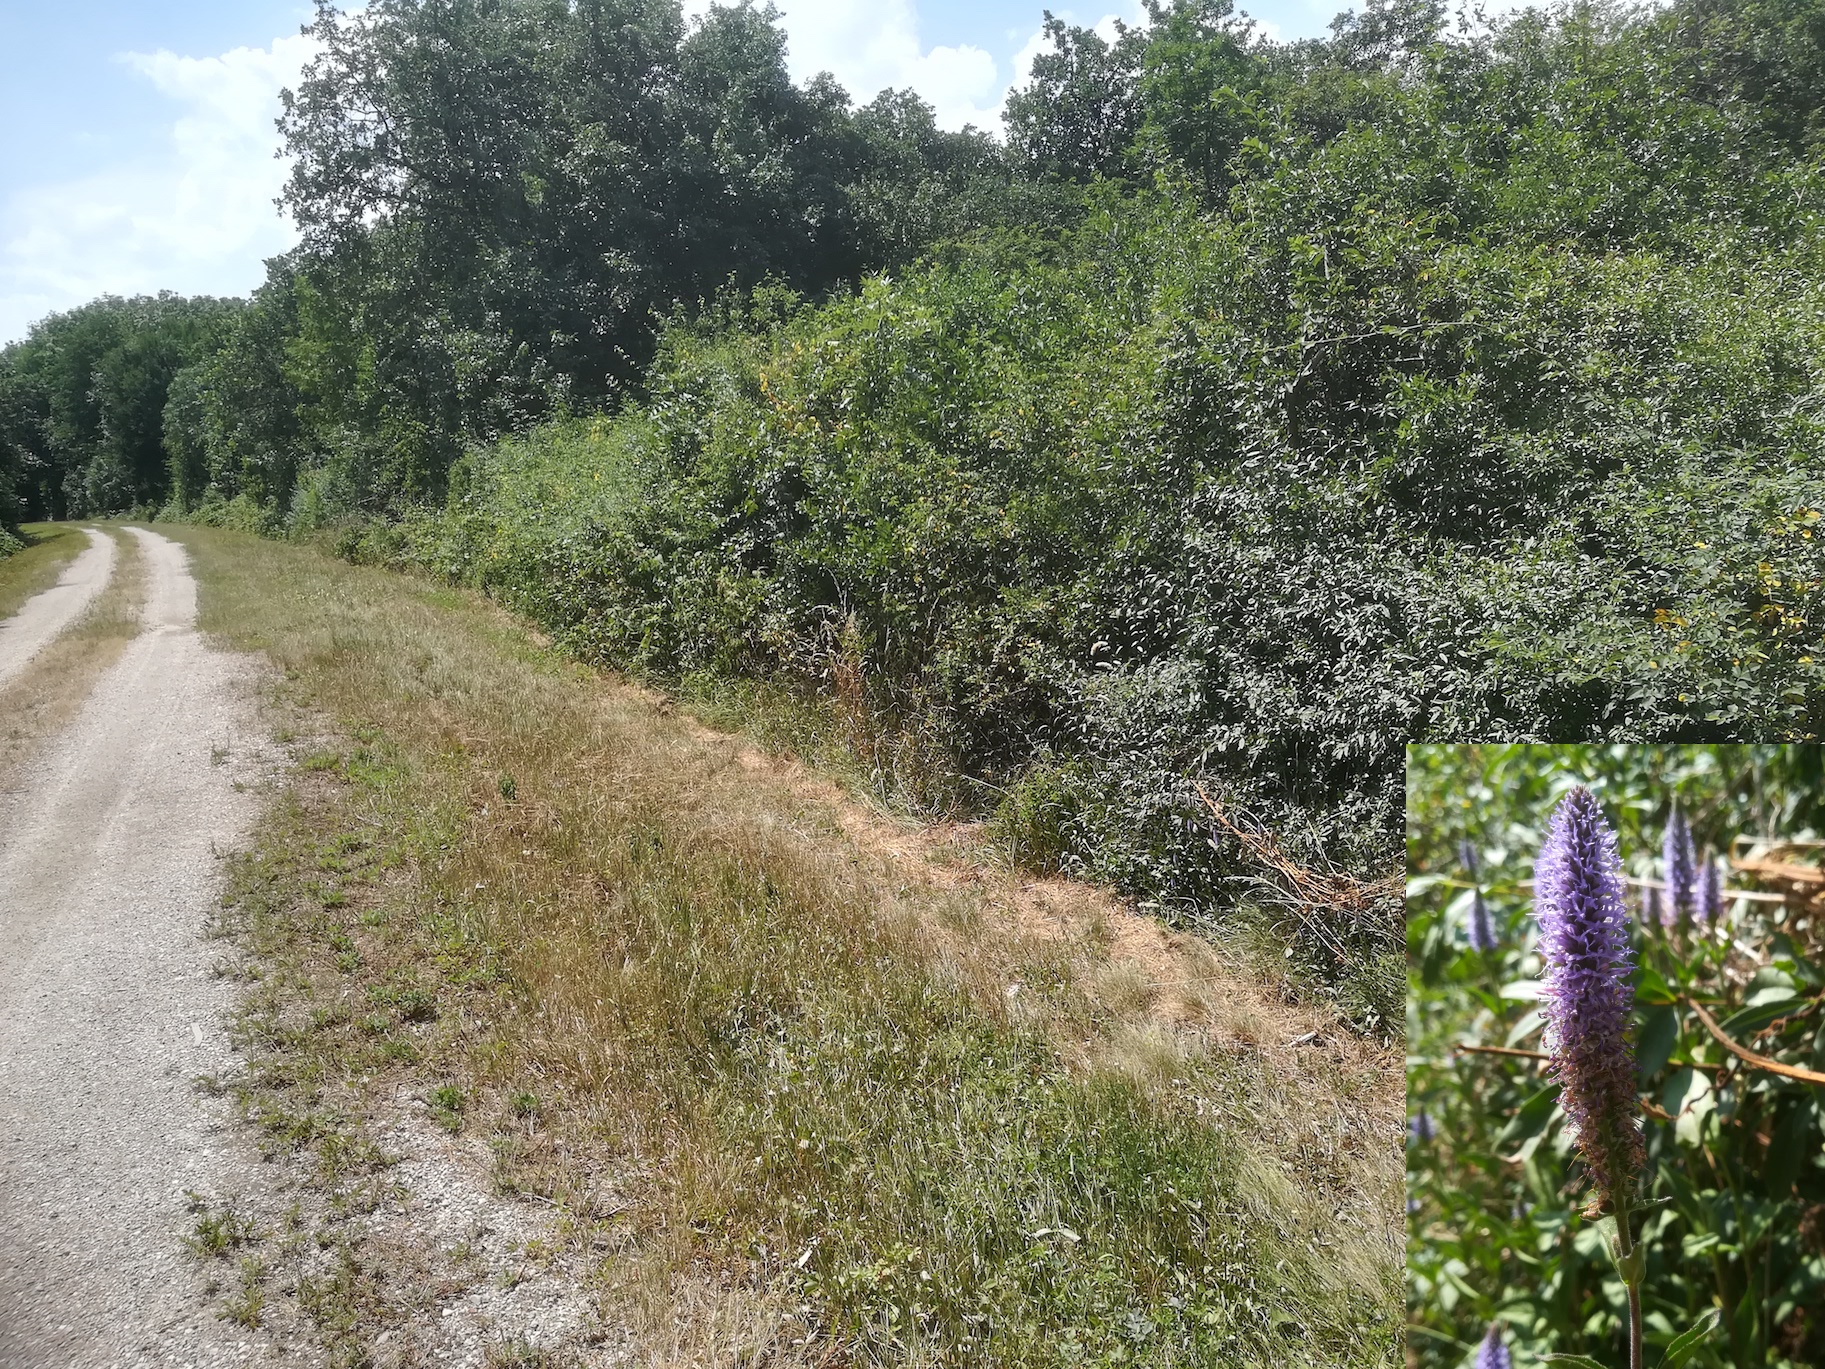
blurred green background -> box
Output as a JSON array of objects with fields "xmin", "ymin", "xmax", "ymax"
[{"xmin": 1407, "ymin": 745, "xmax": 1825, "ymax": 1368}]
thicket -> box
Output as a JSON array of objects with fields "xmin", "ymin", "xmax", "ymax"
[
  {"xmin": 4, "ymin": 0, "xmax": 1824, "ymax": 1016},
  {"xmin": 1408, "ymin": 744, "xmax": 1825, "ymax": 1368},
  {"xmin": 0, "ymin": 293, "xmax": 241, "ymax": 527}
]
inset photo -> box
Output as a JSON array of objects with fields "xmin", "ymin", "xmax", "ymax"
[{"xmin": 1407, "ymin": 746, "xmax": 1825, "ymax": 1369}]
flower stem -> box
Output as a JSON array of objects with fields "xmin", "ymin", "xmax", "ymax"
[{"xmin": 1615, "ymin": 1193, "xmax": 1644, "ymax": 1369}]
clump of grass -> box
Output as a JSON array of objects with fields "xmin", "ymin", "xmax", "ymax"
[
  {"xmin": 222, "ymin": 1256, "xmax": 268, "ymax": 1328},
  {"xmin": 484, "ymin": 1339, "xmax": 579, "ymax": 1368},
  {"xmin": 428, "ymin": 1083, "xmax": 465, "ymax": 1132},
  {"xmin": 182, "ymin": 526, "xmax": 1401, "ymax": 1368},
  {"xmin": 185, "ymin": 1193, "xmax": 263, "ymax": 1257}
]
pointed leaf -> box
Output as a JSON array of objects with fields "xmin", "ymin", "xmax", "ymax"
[{"xmin": 1658, "ymin": 1310, "xmax": 1719, "ymax": 1369}]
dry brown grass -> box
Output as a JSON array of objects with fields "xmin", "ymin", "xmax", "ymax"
[
  {"xmin": 0, "ymin": 526, "xmax": 143, "ymax": 775},
  {"xmin": 176, "ymin": 524, "xmax": 1402, "ymax": 1369}
]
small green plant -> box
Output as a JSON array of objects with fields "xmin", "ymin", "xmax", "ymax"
[
  {"xmin": 185, "ymin": 1197, "xmax": 262, "ymax": 1258},
  {"xmin": 484, "ymin": 1340, "xmax": 576, "ymax": 1368},
  {"xmin": 221, "ymin": 1256, "xmax": 267, "ymax": 1328},
  {"xmin": 428, "ymin": 1083, "xmax": 465, "ymax": 1132}
]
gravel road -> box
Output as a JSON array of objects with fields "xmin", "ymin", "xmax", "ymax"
[
  {"xmin": 0, "ymin": 528, "xmax": 114, "ymax": 692},
  {"xmin": 0, "ymin": 527, "xmax": 284, "ymax": 1367}
]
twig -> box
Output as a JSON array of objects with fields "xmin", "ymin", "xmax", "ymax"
[
  {"xmin": 1458, "ymin": 1040, "xmax": 1718, "ymax": 1076},
  {"xmin": 1684, "ymin": 997, "xmax": 1825, "ymax": 1087},
  {"xmin": 1456, "ymin": 1042, "xmax": 1549, "ymax": 1062},
  {"xmin": 1511, "ymin": 876, "xmax": 1783, "ymax": 903},
  {"xmin": 1195, "ymin": 785, "xmax": 1401, "ymax": 963},
  {"xmin": 1623, "ymin": 875, "xmax": 1785, "ymax": 905}
]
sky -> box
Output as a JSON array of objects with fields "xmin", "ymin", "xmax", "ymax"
[{"xmin": 0, "ymin": 0, "xmax": 1345, "ymax": 346}]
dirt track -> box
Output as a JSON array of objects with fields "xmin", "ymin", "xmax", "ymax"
[
  {"xmin": 0, "ymin": 527, "xmax": 280, "ymax": 1366},
  {"xmin": 0, "ymin": 528, "xmax": 114, "ymax": 692}
]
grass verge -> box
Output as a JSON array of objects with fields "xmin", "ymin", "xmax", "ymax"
[
  {"xmin": 0, "ymin": 522, "xmax": 90, "ymax": 621},
  {"xmin": 176, "ymin": 524, "xmax": 1401, "ymax": 1368},
  {"xmin": 0, "ymin": 526, "xmax": 143, "ymax": 773}
]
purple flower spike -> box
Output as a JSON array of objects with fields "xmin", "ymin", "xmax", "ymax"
[
  {"xmin": 1535, "ymin": 787, "xmax": 1644, "ymax": 1208},
  {"xmin": 1408, "ymin": 1111, "xmax": 1436, "ymax": 1144},
  {"xmin": 1695, "ymin": 854, "xmax": 1721, "ymax": 928},
  {"xmin": 1663, "ymin": 806, "xmax": 1696, "ymax": 927},
  {"xmin": 1468, "ymin": 888, "xmax": 1498, "ymax": 952},
  {"xmin": 1459, "ymin": 839, "xmax": 1481, "ymax": 880},
  {"xmin": 1643, "ymin": 884, "xmax": 1662, "ymax": 928},
  {"xmin": 1475, "ymin": 1323, "xmax": 1512, "ymax": 1369}
]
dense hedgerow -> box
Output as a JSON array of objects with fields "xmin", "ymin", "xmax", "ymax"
[{"xmin": 350, "ymin": 154, "xmax": 1823, "ymax": 1023}]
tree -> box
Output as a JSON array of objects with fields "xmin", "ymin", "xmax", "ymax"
[{"xmin": 1003, "ymin": 12, "xmax": 1149, "ymax": 180}]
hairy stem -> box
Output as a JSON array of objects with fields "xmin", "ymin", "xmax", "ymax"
[{"xmin": 1615, "ymin": 1194, "xmax": 1644, "ymax": 1369}]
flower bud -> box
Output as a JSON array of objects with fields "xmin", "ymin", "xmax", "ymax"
[
  {"xmin": 1474, "ymin": 1322, "xmax": 1512, "ymax": 1369},
  {"xmin": 1662, "ymin": 806, "xmax": 1696, "ymax": 927},
  {"xmin": 1468, "ymin": 887, "xmax": 1498, "ymax": 952}
]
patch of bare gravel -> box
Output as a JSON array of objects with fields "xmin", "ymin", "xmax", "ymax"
[
  {"xmin": 0, "ymin": 528, "xmax": 282, "ymax": 1366},
  {"xmin": 348, "ymin": 1096, "xmax": 621, "ymax": 1368}
]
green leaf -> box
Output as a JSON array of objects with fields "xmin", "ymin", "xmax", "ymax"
[
  {"xmin": 1767, "ymin": 1097, "xmax": 1816, "ymax": 1196},
  {"xmin": 1658, "ymin": 1309, "xmax": 1720, "ymax": 1369},
  {"xmin": 1718, "ymin": 991, "xmax": 1799, "ymax": 1037},
  {"xmin": 1543, "ymin": 1355, "xmax": 1611, "ymax": 1368},
  {"xmin": 1667, "ymin": 1067, "xmax": 1716, "ymax": 1148},
  {"xmin": 1636, "ymin": 1004, "xmax": 1678, "ymax": 1082},
  {"xmin": 1732, "ymin": 1292, "xmax": 1758, "ymax": 1360},
  {"xmin": 1497, "ymin": 1084, "xmax": 1559, "ymax": 1148},
  {"xmin": 1406, "ymin": 873, "xmax": 1447, "ymax": 899},
  {"xmin": 1505, "ymin": 1007, "xmax": 1545, "ymax": 1048},
  {"xmin": 1636, "ymin": 964, "xmax": 1676, "ymax": 1005}
]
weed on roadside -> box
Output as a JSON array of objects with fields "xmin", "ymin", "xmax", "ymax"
[{"xmin": 184, "ymin": 1193, "xmax": 262, "ymax": 1258}]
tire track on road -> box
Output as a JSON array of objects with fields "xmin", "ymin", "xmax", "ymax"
[{"xmin": 0, "ymin": 527, "xmax": 285, "ymax": 1368}]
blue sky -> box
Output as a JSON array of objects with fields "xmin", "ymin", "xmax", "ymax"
[{"xmin": 0, "ymin": 0, "xmax": 1342, "ymax": 344}]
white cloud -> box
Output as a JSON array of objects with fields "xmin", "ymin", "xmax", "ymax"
[
  {"xmin": 1002, "ymin": 2, "xmax": 1149, "ymax": 103},
  {"xmin": 682, "ymin": 0, "xmax": 1011, "ymax": 130},
  {"xmin": 0, "ymin": 32, "xmax": 314, "ymax": 345}
]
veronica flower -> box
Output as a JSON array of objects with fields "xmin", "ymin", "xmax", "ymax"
[
  {"xmin": 1535, "ymin": 787, "xmax": 1644, "ymax": 1209},
  {"xmin": 1408, "ymin": 1111, "xmax": 1436, "ymax": 1144},
  {"xmin": 1642, "ymin": 884, "xmax": 1661, "ymax": 928},
  {"xmin": 1695, "ymin": 853, "xmax": 1721, "ymax": 928},
  {"xmin": 1459, "ymin": 839, "xmax": 1481, "ymax": 880},
  {"xmin": 1662, "ymin": 805, "xmax": 1696, "ymax": 927},
  {"xmin": 1468, "ymin": 887, "xmax": 1498, "ymax": 952},
  {"xmin": 1475, "ymin": 1323, "xmax": 1512, "ymax": 1369}
]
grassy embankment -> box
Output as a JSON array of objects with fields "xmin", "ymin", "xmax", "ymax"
[
  {"xmin": 0, "ymin": 522, "xmax": 87, "ymax": 619},
  {"xmin": 0, "ymin": 524, "xmax": 145, "ymax": 772},
  {"xmin": 174, "ymin": 524, "xmax": 1401, "ymax": 1367}
]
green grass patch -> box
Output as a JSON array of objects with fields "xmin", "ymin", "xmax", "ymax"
[
  {"xmin": 180, "ymin": 524, "xmax": 1399, "ymax": 1367},
  {"xmin": 0, "ymin": 522, "xmax": 88, "ymax": 621}
]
